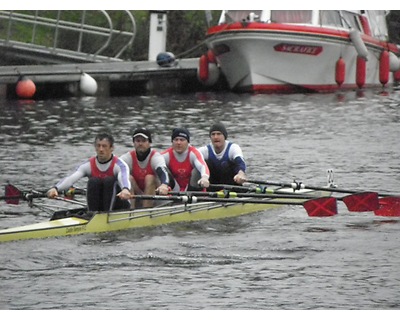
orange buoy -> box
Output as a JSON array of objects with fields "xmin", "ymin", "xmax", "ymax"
[
  {"xmin": 16, "ymin": 77, "xmax": 36, "ymax": 99},
  {"xmin": 379, "ymin": 50, "xmax": 389, "ymax": 85},
  {"xmin": 198, "ymin": 54, "xmax": 209, "ymax": 82},
  {"xmin": 356, "ymin": 56, "xmax": 366, "ymax": 89},
  {"xmin": 335, "ymin": 58, "xmax": 345, "ymax": 87}
]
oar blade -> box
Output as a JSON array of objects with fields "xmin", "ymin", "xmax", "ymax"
[
  {"xmin": 5, "ymin": 184, "xmax": 22, "ymax": 205},
  {"xmin": 342, "ymin": 192, "xmax": 380, "ymax": 212},
  {"xmin": 303, "ymin": 197, "xmax": 338, "ymax": 217},
  {"xmin": 374, "ymin": 197, "xmax": 400, "ymax": 217}
]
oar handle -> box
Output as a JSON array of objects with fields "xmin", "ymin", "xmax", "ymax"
[{"xmin": 246, "ymin": 179, "xmax": 305, "ymax": 190}]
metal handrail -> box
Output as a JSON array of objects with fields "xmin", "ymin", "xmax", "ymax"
[{"xmin": 0, "ymin": 10, "xmax": 136, "ymax": 62}]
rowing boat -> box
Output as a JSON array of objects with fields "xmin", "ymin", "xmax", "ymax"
[{"xmin": 0, "ymin": 187, "xmax": 329, "ymax": 243}]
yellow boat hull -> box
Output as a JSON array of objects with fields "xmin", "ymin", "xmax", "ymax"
[
  {"xmin": 0, "ymin": 187, "xmax": 331, "ymax": 243},
  {"xmin": 0, "ymin": 201, "xmax": 283, "ymax": 243}
]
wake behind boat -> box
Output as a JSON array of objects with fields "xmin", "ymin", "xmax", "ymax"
[{"xmin": 199, "ymin": 10, "xmax": 400, "ymax": 93}]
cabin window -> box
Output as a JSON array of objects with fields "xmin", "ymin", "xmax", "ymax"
[
  {"xmin": 271, "ymin": 10, "xmax": 312, "ymax": 24},
  {"xmin": 224, "ymin": 10, "xmax": 262, "ymax": 23},
  {"xmin": 367, "ymin": 10, "xmax": 388, "ymax": 40},
  {"xmin": 341, "ymin": 11, "xmax": 362, "ymax": 31},
  {"xmin": 320, "ymin": 11, "xmax": 342, "ymax": 27}
]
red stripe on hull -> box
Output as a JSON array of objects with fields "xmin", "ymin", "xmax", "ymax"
[{"xmin": 246, "ymin": 83, "xmax": 379, "ymax": 94}]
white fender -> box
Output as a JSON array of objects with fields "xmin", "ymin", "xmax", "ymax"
[
  {"xmin": 349, "ymin": 29, "xmax": 368, "ymax": 60},
  {"xmin": 389, "ymin": 52, "xmax": 400, "ymax": 72},
  {"xmin": 80, "ymin": 73, "xmax": 98, "ymax": 95}
]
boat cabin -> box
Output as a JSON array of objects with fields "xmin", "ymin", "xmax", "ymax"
[{"xmin": 217, "ymin": 10, "xmax": 389, "ymax": 40}]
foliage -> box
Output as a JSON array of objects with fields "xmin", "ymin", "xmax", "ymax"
[
  {"xmin": 132, "ymin": 10, "xmax": 220, "ymax": 60},
  {"xmin": 387, "ymin": 11, "xmax": 400, "ymax": 44},
  {"xmin": 0, "ymin": 10, "xmax": 221, "ymax": 64}
]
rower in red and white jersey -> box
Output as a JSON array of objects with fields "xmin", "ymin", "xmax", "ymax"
[
  {"xmin": 162, "ymin": 127, "xmax": 210, "ymax": 192},
  {"xmin": 47, "ymin": 132, "xmax": 131, "ymax": 211},
  {"xmin": 120, "ymin": 127, "xmax": 172, "ymax": 208}
]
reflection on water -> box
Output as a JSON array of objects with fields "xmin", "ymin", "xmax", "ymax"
[{"xmin": 1, "ymin": 89, "xmax": 400, "ymax": 309}]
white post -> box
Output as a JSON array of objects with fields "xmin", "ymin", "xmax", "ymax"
[{"xmin": 148, "ymin": 11, "xmax": 167, "ymax": 61}]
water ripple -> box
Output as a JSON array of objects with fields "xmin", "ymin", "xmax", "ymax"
[{"xmin": 2, "ymin": 90, "xmax": 400, "ymax": 309}]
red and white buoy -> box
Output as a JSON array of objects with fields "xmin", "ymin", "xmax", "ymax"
[
  {"xmin": 335, "ymin": 57, "xmax": 345, "ymax": 87},
  {"xmin": 379, "ymin": 50, "xmax": 390, "ymax": 86},
  {"xmin": 197, "ymin": 49, "xmax": 220, "ymax": 87},
  {"xmin": 15, "ymin": 77, "xmax": 36, "ymax": 99},
  {"xmin": 198, "ymin": 54, "xmax": 209, "ymax": 82},
  {"xmin": 207, "ymin": 49, "xmax": 216, "ymax": 64},
  {"xmin": 356, "ymin": 56, "xmax": 366, "ymax": 89}
]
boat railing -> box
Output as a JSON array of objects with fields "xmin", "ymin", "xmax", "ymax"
[
  {"xmin": 0, "ymin": 10, "xmax": 136, "ymax": 63},
  {"xmin": 106, "ymin": 201, "xmax": 232, "ymax": 224}
]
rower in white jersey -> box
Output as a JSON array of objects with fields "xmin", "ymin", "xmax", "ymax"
[{"xmin": 47, "ymin": 132, "xmax": 131, "ymax": 212}]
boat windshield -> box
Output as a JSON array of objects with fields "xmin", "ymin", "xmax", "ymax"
[
  {"xmin": 271, "ymin": 10, "xmax": 312, "ymax": 24},
  {"xmin": 320, "ymin": 11, "xmax": 342, "ymax": 27},
  {"xmin": 222, "ymin": 10, "xmax": 262, "ymax": 23},
  {"xmin": 367, "ymin": 10, "xmax": 388, "ymax": 40}
]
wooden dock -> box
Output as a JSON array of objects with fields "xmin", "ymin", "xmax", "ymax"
[{"xmin": 0, "ymin": 58, "xmax": 227, "ymax": 99}]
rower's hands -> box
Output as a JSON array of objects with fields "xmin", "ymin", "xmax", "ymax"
[
  {"xmin": 47, "ymin": 187, "xmax": 59, "ymax": 199},
  {"xmin": 234, "ymin": 170, "xmax": 246, "ymax": 185},
  {"xmin": 156, "ymin": 184, "xmax": 169, "ymax": 195},
  {"xmin": 198, "ymin": 176, "xmax": 210, "ymax": 188},
  {"xmin": 117, "ymin": 188, "xmax": 132, "ymax": 200}
]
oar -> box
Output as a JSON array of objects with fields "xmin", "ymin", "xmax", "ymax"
[
  {"xmin": 2, "ymin": 184, "xmax": 47, "ymax": 204},
  {"xmin": 205, "ymin": 185, "xmax": 379, "ymax": 213},
  {"xmin": 170, "ymin": 190, "xmax": 327, "ymax": 199},
  {"xmin": 374, "ymin": 197, "xmax": 400, "ymax": 217},
  {"xmin": 245, "ymin": 179, "xmax": 397, "ymax": 197},
  {"xmin": 245, "ymin": 179, "xmax": 400, "ymax": 217},
  {"xmin": 130, "ymin": 194, "xmax": 338, "ymax": 217},
  {"xmin": 2, "ymin": 184, "xmax": 85, "ymax": 205}
]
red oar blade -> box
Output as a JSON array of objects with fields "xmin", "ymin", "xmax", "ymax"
[
  {"xmin": 303, "ymin": 197, "xmax": 338, "ymax": 217},
  {"xmin": 342, "ymin": 192, "xmax": 380, "ymax": 212},
  {"xmin": 374, "ymin": 197, "xmax": 400, "ymax": 217},
  {"xmin": 4, "ymin": 184, "xmax": 22, "ymax": 205}
]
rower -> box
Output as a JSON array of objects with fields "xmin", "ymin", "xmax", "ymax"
[
  {"xmin": 198, "ymin": 122, "xmax": 247, "ymax": 191},
  {"xmin": 120, "ymin": 127, "xmax": 172, "ymax": 208},
  {"xmin": 47, "ymin": 132, "xmax": 131, "ymax": 211},
  {"xmin": 162, "ymin": 127, "xmax": 210, "ymax": 191}
]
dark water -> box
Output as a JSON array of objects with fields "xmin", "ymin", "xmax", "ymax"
[{"xmin": 1, "ymin": 89, "xmax": 400, "ymax": 310}]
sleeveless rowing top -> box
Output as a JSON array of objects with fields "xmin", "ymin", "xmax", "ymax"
[
  {"xmin": 129, "ymin": 150, "xmax": 156, "ymax": 190},
  {"xmin": 206, "ymin": 142, "xmax": 236, "ymax": 185},
  {"xmin": 167, "ymin": 146, "xmax": 194, "ymax": 191},
  {"xmin": 89, "ymin": 156, "xmax": 117, "ymax": 178}
]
